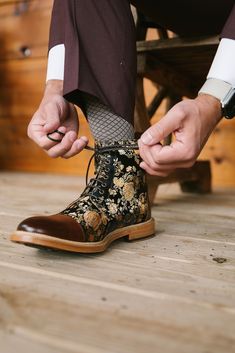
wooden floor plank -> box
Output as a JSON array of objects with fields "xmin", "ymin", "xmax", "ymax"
[
  {"xmin": 0, "ymin": 331, "xmax": 63, "ymax": 353},
  {"xmin": 0, "ymin": 257, "xmax": 234, "ymax": 311},
  {"xmin": 1, "ymin": 274, "xmax": 235, "ymax": 353},
  {"xmin": 0, "ymin": 172, "xmax": 235, "ymax": 353},
  {"xmin": 1, "ymin": 226, "xmax": 235, "ymax": 290}
]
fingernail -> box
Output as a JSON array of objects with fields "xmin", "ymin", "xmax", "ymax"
[
  {"xmin": 69, "ymin": 133, "xmax": 76, "ymax": 142},
  {"xmin": 80, "ymin": 136, "xmax": 88, "ymax": 142},
  {"xmin": 141, "ymin": 132, "xmax": 153, "ymax": 144},
  {"xmin": 76, "ymin": 140, "xmax": 84, "ymax": 149}
]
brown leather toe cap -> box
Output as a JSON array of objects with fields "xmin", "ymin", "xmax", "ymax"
[{"xmin": 17, "ymin": 214, "xmax": 86, "ymax": 242}]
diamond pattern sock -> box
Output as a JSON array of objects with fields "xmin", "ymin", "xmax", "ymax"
[{"xmin": 83, "ymin": 94, "xmax": 134, "ymax": 141}]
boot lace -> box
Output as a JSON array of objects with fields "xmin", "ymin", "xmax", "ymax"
[{"xmin": 84, "ymin": 143, "xmax": 139, "ymax": 187}]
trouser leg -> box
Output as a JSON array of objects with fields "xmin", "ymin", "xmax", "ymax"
[
  {"xmin": 48, "ymin": 0, "xmax": 234, "ymax": 128},
  {"xmin": 131, "ymin": 0, "xmax": 234, "ymax": 37},
  {"xmin": 49, "ymin": 0, "xmax": 137, "ymax": 126}
]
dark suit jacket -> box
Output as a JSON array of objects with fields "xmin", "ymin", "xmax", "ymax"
[
  {"xmin": 130, "ymin": 0, "xmax": 235, "ymax": 39},
  {"xmin": 48, "ymin": 0, "xmax": 235, "ymax": 123},
  {"xmin": 222, "ymin": 3, "xmax": 235, "ymax": 38}
]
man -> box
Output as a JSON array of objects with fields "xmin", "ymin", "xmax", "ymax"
[{"xmin": 11, "ymin": 0, "xmax": 235, "ymax": 252}]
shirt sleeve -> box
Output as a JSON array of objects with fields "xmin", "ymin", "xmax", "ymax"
[
  {"xmin": 46, "ymin": 8, "xmax": 235, "ymax": 86},
  {"xmin": 207, "ymin": 38, "xmax": 235, "ymax": 87},
  {"xmin": 46, "ymin": 44, "xmax": 65, "ymax": 82},
  {"xmin": 221, "ymin": 4, "xmax": 235, "ymax": 40}
]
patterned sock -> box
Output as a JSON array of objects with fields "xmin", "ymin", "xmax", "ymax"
[{"xmin": 83, "ymin": 94, "xmax": 134, "ymax": 141}]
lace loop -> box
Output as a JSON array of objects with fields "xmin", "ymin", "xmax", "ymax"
[{"xmin": 84, "ymin": 143, "xmax": 139, "ymax": 186}]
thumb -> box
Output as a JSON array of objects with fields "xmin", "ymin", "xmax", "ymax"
[
  {"xmin": 43, "ymin": 119, "xmax": 61, "ymax": 133},
  {"xmin": 42, "ymin": 104, "xmax": 62, "ymax": 133},
  {"xmin": 140, "ymin": 110, "xmax": 180, "ymax": 146}
]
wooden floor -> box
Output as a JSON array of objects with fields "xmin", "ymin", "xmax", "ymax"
[{"xmin": 0, "ymin": 172, "xmax": 235, "ymax": 353}]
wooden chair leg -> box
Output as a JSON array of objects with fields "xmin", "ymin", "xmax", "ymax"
[
  {"xmin": 134, "ymin": 76, "xmax": 151, "ymax": 134},
  {"xmin": 134, "ymin": 77, "xmax": 160, "ymax": 203},
  {"xmin": 147, "ymin": 161, "xmax": 211, "ymax": 204},
  {"xmin": 147, "ymin": 176, "xmax": 159, "ymax": 205},
  {"xmin": 180, "ymin": 161, "xmax": 212, "ymax": 193}
]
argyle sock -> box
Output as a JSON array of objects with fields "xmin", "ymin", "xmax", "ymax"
[{"xmin": 83, "ymin": 94, "xmax": 134, "ymax": 141}]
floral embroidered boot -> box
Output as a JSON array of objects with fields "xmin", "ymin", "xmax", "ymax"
[{"xmin": 11, "ymin": 140, "xmax": 156, "ymax": 253}]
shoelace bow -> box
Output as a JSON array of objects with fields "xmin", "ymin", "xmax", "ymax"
[{"xmin": 84, "ymin": 144, "xmax": 139, "ymax": 186}]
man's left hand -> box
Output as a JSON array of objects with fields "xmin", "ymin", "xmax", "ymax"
[{"xmin": 138, "ymin": 94, "xmax": 222, "ymax": 177}]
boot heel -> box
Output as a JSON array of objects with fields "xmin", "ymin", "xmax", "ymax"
[{"xmin": 127, "ymin": 218, "xmax": 156, "ymax": 241}]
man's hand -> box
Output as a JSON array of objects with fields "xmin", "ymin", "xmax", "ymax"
[
  {"xmin": 138, "ymin": 94, "xmax": 222, "ymax": 176},
  {"xmin": 27, "ymin": 80, "xmax": 88, "ymax": 158}
]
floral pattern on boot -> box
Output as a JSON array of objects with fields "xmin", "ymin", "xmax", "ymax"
[{"xmin": 61, "ymin": 140, "xmax": 151, "ymax": 242}]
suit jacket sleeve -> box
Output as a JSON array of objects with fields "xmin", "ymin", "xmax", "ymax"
[
  {"xmin": 48, "ymin": 0, "xmax": 65, "ymax": 50},
  {"xmin": 221, "ymin": 4, "xmax": 235, "ymax": 39}
]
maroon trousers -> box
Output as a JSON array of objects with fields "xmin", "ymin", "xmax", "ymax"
[{"xmin": 49, "ymin": 0, "xmax": 235, "ymax": 126}]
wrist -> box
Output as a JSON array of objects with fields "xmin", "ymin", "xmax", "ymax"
[
  {"xmin": 44, "ymin": 79, "xmax": 63, "ymax": 97},
  {"xmin": 196, "ymin": 93, "xmax": 222, "ymax": 124},
  {"xmin": 199, "ymin": 78, "xmax": 235, "ymax": 119}
]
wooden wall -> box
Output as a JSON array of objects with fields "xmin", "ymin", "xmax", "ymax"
[
  {"xmin": 0, "ymin": 0, "xmax": 93, "ymax": 176},
  {"xmin": 0, "ymin": 1, "xmax": 234, "ymax": 187}
]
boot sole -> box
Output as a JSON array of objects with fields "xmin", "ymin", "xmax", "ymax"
[{"xmin": 10, "ymin": 218, "xmax": 156, "ymax": 253}]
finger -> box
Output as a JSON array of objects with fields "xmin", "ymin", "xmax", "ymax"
[
  {"xmin": 139, "ymin": 154, "xmax": 177, "ymax": 173},
  {"xmin": 140, "ymin": 159, "xmax": 190, "ymax": 173},
  {"xmin": 147, "ymin": 141, "xmax": 195, "ymax": 166},
  {"xmin": 43, "ymin": 118, "xmax": 61, "ymax": 134},
  {"xmin": 46, "ymin": 127, "xmax": 66, "ymax": 141},
  {"xmin": 28, "ymin": 105, "xmax": 65, "ymax": 143},
  {"xmin": 140, "ymin": 106, "xmax": 183, "ymax": 146},
  {"xmin": 42, "ymin": 103, "xmax": 63, "ymax": 133},
  {"xmin": 61, "ymin": 136, "xmax": 89, "ymax": 159},
  {"xmin": 46, "ymin": 131, "xmax": 77, "ymax": 158},
  {"xmin": 140, "ymin": 161, "xmax": 174, "ymax": 177},
  {"xmin": 138, "ymin": 139, "xmax": 162, "ymax": 170},
  {"xmin": 35, "ymin": 126, "xmax": 67, "ymax": 150},
  {"xmin": 27, "ymin": 111, "xmax": 46, "ymax": 139},
  {"xmin": 139, "ymin": 139, "xmax": 194, "ymax": 169}
]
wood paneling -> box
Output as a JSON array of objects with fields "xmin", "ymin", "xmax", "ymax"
[
  {"xmin": 0, "ymin": 0, "xmax": 94, "ymax": 176},
  {"xmin": 0, "ymin": 3, "xmax": 234, "ymax": 186},
  {"xmin": 0, "ymin": 0, "xmax": 52, "ymax": 60},
  {"xmin": 199, "ymin": 119, "xmax": 235, "ymax": 187}
]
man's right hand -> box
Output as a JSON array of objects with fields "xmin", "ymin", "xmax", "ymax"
[{"xmin": 27, "ymin": 80, "xmax": 88, "ymax": 158}]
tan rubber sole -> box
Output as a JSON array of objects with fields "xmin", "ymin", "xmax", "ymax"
[{"xmin": 10, "ymin": 218, "xmax": 156, "ymax": 253}]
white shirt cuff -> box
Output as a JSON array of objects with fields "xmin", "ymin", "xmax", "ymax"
[
  {"xmin": 207, "ymin": 38, "xmax": 235, "ymax": 87},
  {"xmin": 48, "ymin": 39, "xmax": 235, "ymax": 88},
  {"xmin": 46, "ymin": 44, "xmax": 65, "ymax": 82}
]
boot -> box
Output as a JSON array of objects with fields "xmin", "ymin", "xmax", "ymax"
[{"xmin": 11, "ymin": 140, "xmax": 156, "ymax": 253}]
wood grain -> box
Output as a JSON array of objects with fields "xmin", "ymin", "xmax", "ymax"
[
  {"xmin": 0, "ymin": 0, "xmax": 94, "ymax": 176},
  {"xmin": 0, "ymin": 172, "xmax": 235, "ymax": 353},
  {"xmin": 0, "ymin": 0, "xmax": 53, "ymax": 60}
]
